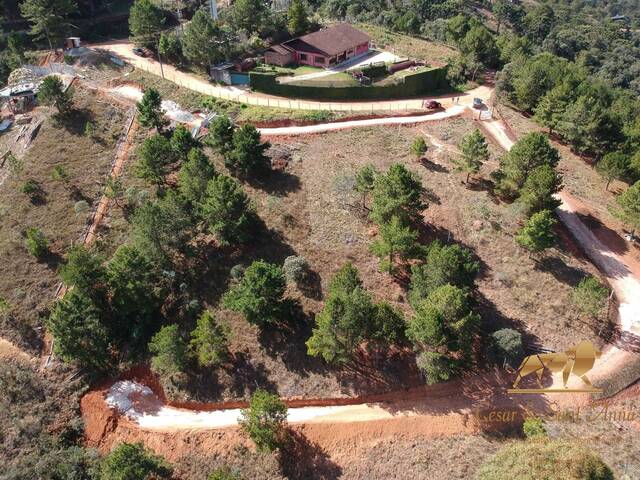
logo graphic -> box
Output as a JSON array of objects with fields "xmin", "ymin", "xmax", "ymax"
[{"xmin": 507, "ymin": 340, "xmax": 603, "ymax": 393}]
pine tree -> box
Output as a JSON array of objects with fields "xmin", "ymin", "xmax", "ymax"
[
  {"xmin": 20, "ymin": 0, "xmax": 77, "ymax": 50},
  {"xmin": 137, "ymin": 88, "xmax": 167, "ymax": 131},
  {"xmin": 226, "ymin": 125, "xmax": 271, "ymax": 176},
  {"xmin": 287, "ymin": 0, "xmax": 309, "ymax": 36},
  {"xmin": 614, "ymin": 181, "xmax": 640, "ymax": 236},
  {"xmin": 37, "ymin": 76, "xmax": 73, "ymax": 114},
  {"xmin": 128, "ymin": 0, "xmax": 164, "ymax": 48},
  {"xmin": 515, "ymin": 209, "xmax": 557, "ymax": 256},
  {"xmin": 596, "ymin": 152, "xmax": 629, "ymax": 191},
  {"xmin": 456, "ymin": 129, "xmax": 489, "ymax": 182},
  {"xmin": 370, "ymin": 216, "xmax": 419, "ymax": 273},
  {"xmin": 410, "ymin": 136, "xmax": 428, "ymax": 160},
  {"xmin": 189, "ymin": 311, "xmax": 230, "ymax": 367}
]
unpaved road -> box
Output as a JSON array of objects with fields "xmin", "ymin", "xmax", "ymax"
[
  {"xmin": 80, "ymin": 89, "xmax": 640, "ymax": 453},
  {"xmin": 259, "ymin": 105, "xmax": 466, "ymax": 136},
  {"xmin": 480, "ymin": 117, "xmax": 640, "ymax": 389},
  {"xmin": 95, "ymin": 41, "xmax": 489, "ymax": 113}
]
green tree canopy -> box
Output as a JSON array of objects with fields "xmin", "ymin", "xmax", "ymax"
[
  {"xmin": 515, "ymin": 209, "xmax": 557, "ymax": 255},
  {"xmin": 178, "ymin": 148, "xmax": 216, "ymax": 207},
  {"xmin": 239, "ymin": 389, "xmax": 288, "ymax": 452},
  {"xmin": 25, "ymin": 226, "xmax": 48, "ymax": 258},
  {"xmin": 354, "ymin": 164, "xmax": 377, "ymax": 211},
  {"xmin": 456, "ymin": 129, "xmax": 490, "ymax": 182},
  {"xmin": 370, "ymin": 164, "xmax": 424, "ymax": 225},
  {"xmin": 570, "ymin": 276, "xmax": 608, "ymax": 320},
  {"xmin": 100, "ymin": 442, "xmax": 172, "ymax": 480},
  {"xmin": 107, "ymin": 244, "xmax": 163, "ymax": 342},
  {"xmin": 131, "ymin": 193, "xmax": 193, "ymax": 261},
  {"xmin": 287, "ymin": 0, "xmax": 309, "ymax": 36},
  {"xmin": 182, "ymin": 9, "xmax": 227, "ymax": 68},
  {"xmin": 370, "ymin": 215, "xmax": 419, "ymax": 273},
  {"xmin": 517, "ymin": 164, "xmax": 562, "ymax": 215},
  {"xmin": 148, "ymin": 324, "xmax": 187, "ymax": 376},
  {"xmin": 135, "ymin": 134, "xmax": 176, "ymax": 185},
  {"xmin": 408, "ymin": 241, "xmax": 480, "ymax": 307},
  {"xmin": 189, "ymin": 311, "xmax": 230, "ymax": 367},
  {"xmin": 226, "ymin": 125, "xmax": 271, "ymax": 176},
  {"xmin": 128, "ymin": 0, "xmax": 165, "ymax": 48},
  {"xmin": 596, "ymin": 152, "xmax": 629, "ymax": 191},
  {"xmin": 170, "ymin": 124, "xmax": 198, "ymax": 160},
  {"xmin": 19, "ymin": 0, "xmax": 77, "ymax": 50},
  {"xmin": 38, "ymin": 76, "xmax": 73, "ymax": 115},
  {"xmin": 205, "ymin": 115, "xmax": 236, "ymax": 154},
  {"xmin": 59, "ymin": 245, "xmax": 106, "ymax": 299},
  {"xmin": 201, "ymin": 175, "xmax": 257, "ymax": 245},
  {"xmin": 408, "ymin": 284, "xmax": 479, "ymax": 354},
  {"xmin": 223, "ymin": 260, "xmax": 286, "ymax": 326},
  {"xmin": 415, "ymin": 350, "xmax": 453, "ymax": 385},
  {"xmin": 613, "ymin": 181, "xmax": 640, "ymax": 235},
  {"xmin": 494, "ymin": 132, "xmax": 560, "ymax": 198},
  {"xmin": 306, "ymin": 263, "xmax": 406, "ymax": 363},
  {"xmin": 47, "ymin": 290, "xmax": 111, "ymax": 371},
  {"xmin": 410, "ymin": 136, "xmax": 428, "ymax": 159},
  {"xmin": 491, "ymin": 328, "xmax": 523, "ymax": 367},
  {"xmin": 229, "ymin": 0, "xmax": 270, "ymax": 34},
  {"xmin": 137, "ymin": 88, "xmax": 167, "ymax": 131}
]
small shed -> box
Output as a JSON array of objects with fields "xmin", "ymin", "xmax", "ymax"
[
  {"xmin": 65, "ymin": 37, "xmax": 82, "ymax": 49},
  {"xmin": 0, "ymin": 84, "xmax": 37, "ymax": 114},
  {"xmin": 210, "ymin": 62, "xmax": 235, "ymax": 85},
  {"xmin": 264, "ymin": 44, "xmax": 294, "ymax": 67}
]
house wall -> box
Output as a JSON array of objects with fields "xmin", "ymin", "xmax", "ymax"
[
  {"xmin": 295, "ymin": 51, "xmax": 329, "ymax": 67},
  {"xmin": 264, "ymin": 50, "xmax": 293, "ymax": 66}
]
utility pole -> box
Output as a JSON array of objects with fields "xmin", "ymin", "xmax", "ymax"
[
  {"xmin": 210, "ymin": 0, "xmax": 218, "ymax": 20},
  {"xmin": 157, "ymin": 37, "xmax": 165, "ymax": 79}
]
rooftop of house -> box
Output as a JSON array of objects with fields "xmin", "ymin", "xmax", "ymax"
[{"xmin": 283, "ymin": 23, "xmax": 371, "ymax": 57}]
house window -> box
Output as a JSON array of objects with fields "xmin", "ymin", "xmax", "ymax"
[
  {"xmin": 315, "ymin": 56, "xmax": 325, "ymax": 64},
  {"xmin": 300, "ymin": 53, "xmax": 308, "ymax": 61}
]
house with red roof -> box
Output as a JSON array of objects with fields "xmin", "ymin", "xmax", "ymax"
[{"xmin": 264, "ymin": 24, "xmax": 371, "ymax": 68}]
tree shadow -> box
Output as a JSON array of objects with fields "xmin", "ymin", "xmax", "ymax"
[
  {"xmin": 298, "ymin": 268, "xmax": 323, "ymax": 300},
  {"xmin": 420, "ymin": 158, "xmax": 449, "ymax": 173},
  {"xmin": 227, "ymin": 351, "xmax": 280, "ymax": 398},
  {"xmin": 42, "ymin": 250, "xmax": 63, "ymax": 270},
  {"xmin": 68, "ymin": 185, "xmax": 93, "ymax": 203},
  {"xmin": 57, "ymin": 107, "xmax": 95, "ymax": 136},
  {"xmin": 574, "ymin": 212, "xmax": 629, "ymax": 255},
  {"xmin": 534, "ymin": 255, "xmax": 588, "ymax": 287},
  {"xmin": 279, "ymin": 429, "xmax": 342, "ymax": 480},
  {"xmin": 246, "ymin": 169, "xmax": 301, "ymax": 196}
]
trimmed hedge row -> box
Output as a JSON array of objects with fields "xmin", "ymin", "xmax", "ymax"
[{"xmin": 249, "ymin": 66, "xmax": 449, "ymax": 100}]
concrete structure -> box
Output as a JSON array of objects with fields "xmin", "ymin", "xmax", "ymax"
[{"xmin": 265, "ymin": 24, "xmax": 370, "ymax": 68}]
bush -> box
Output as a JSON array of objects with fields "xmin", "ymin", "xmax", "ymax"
[
  {"xmin": 100, "ymin": 442, "xmax": 172, "ymax": 480},
  {"xmin": 282, "ymin": 255, "xmax": 308, "ymax": 283},
  {"xmin": 239, "ymin": 389, "xmax": 288, "ymax": 452},
  {"xmin": 25, "ymin": 227, "xmax": 48, "ymax": 258},
  {"xmin": 74, "ymin": 200, "xmax": 90, "ymax": 215},
  {"xmin": 478, "ymin": 439, "xmax": 613, "ymax": 480},
  {"xmin": 571, "ymin": 276, "xmax": 608, "ymax": 320},
  {"xmin": 416, "ymin": 351, "xmax": 453, "ymax": 384},
  {"xmin": 20, "ymin": 179, "xmax": 41, "ymax": 198},
  {"xmin": 522, "ymin": 417, "xmax": 547, "ymax": 438},
  {"xmin": 209, "ymin": 466, "xmax": 241, "ymax": 480},
  {"xmin": 148, "ymin": 324, "xmax": 186, "ymax": 376},
  {"xmin": 491, "ymin": 328, "xmax": 523, "ymax": 367}
]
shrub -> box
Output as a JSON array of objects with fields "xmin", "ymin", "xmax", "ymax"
[
  {"xmin": 148, "ymin": 324, "xmax": 187, "ymax": 376},
  {"xmin": 522, "ymin": 417, "xmax": 547, "ymax": 438},
  {"xmin": 491, "ymin": 328, "xmax": 523, "ymax": 367},
  {"xmin": 100, "ymin": 442, "xmax": 172, "ymax": 479},
  {"xmin": 239, "ymin": 389, "xmax": 288, "ymax": 452},
  {"xmin": 283, "ymin": 255, "xmax": 308, "ymax": 283},
  {"xmin": 209, "ymin": 466, "xmax": 241, "ymax": 480},
  {"xmin": 416, "ymin": 351, "xmax": 453, "ymax": 384},
  {"xmin": 74, "ymin": 200, "xmax": 90, "ymax": 215},
  {"xmin": 25, "ymin": 227, "xmax": 48, "ymax": 258},
  {"xmin": 571, "ymin": 276, "xmax": 608, "ymax": 320},
  {"xmin": 20, "ymin": 179, "xmax": 40, "ymax": 198},
  {"xmin": 478, "ymin": 439, "xmax": 613, "ymax": 480}
]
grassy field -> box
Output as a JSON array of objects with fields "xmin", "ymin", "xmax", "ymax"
[
  {"xmin": 0, "ymin": 87, "xmax": 126, "ymax": 350},
  {"xmin": 358, "ymin": 23, "xmax": 457, "ymax": 62}
]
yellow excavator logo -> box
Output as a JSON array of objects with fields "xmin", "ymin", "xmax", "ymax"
[{"xmin": 507, "ymin": 340, "xmax": 603, "ymax": 393}]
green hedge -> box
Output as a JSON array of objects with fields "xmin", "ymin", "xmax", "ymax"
[
  {"xmin": 249, "ymin": 66, "xmax": 449, "ymax": 100},
  {"xmin": 360, "ymin": 63, "xmax": 388, "ymax": 79}
]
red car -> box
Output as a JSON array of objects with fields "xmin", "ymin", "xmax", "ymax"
[{"xmin": 425, "ymin": 100, "xmax": 442, "ymax": 110}]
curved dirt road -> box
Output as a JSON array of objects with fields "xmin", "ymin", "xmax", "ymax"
[{"xmin": 95, "ymin": 41, "xmax": 490, "ymax": 113}]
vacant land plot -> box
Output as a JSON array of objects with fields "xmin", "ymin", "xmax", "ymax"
[
  {"xmin": 146, "ymin": 118, "xmax": 605, "ymax": 405},
  {"xmin": 358, "ymin": 23, "xmax": 457, "ymax": 63},
  {"xmin": 0, "ymin": 87, "xmax": 126, "ymax": 350}
]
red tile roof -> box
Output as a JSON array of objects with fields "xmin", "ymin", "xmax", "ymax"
[{"xmin": 283, "ymin": 24, "xmax": 370, "ymax": 57}]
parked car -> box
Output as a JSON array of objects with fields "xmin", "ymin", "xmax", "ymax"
[
  {"xmin": 472, "ymin": 97, "xmax": 483, "ymax": 109},
  {"xmin": 133, "ymin": 47, "xmax": 152, "ymax": 57},
  {"xmin": 425, "ymin": 100, "xmax": 442, "ymax": 110}
]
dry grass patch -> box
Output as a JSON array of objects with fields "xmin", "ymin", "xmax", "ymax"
[{"xmin": 0, "ymin": 87, "xmax": 126, "ymax": 350}]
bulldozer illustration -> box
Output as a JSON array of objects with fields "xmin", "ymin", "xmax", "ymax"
[{"xmin": 510, "ymin": 341, "xmax": 602, "ymax": 392}]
